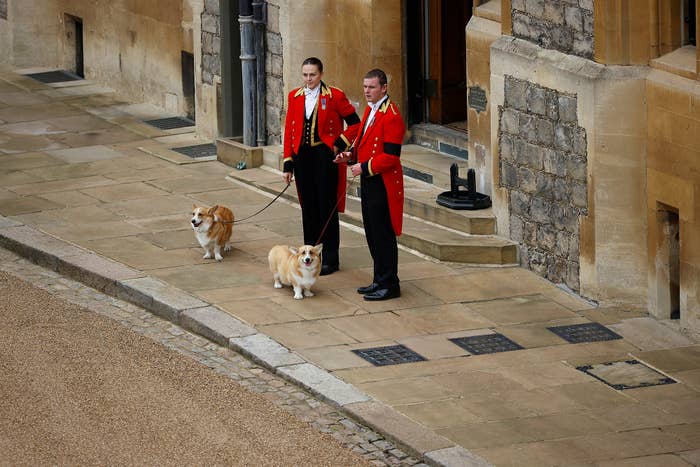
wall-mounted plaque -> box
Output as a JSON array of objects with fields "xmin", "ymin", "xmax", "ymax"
[{"xmin": 468, "ymin": 86, "xmax": 487, "ymax": 113}]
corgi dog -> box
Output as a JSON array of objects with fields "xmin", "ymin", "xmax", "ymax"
[
  {"xmin": 191, "ymin": 204, "xmax": 234, "ymax": 261},
  {"xmin": 268, "ymin": 244, "xmax": 323, "ymax": 299}
]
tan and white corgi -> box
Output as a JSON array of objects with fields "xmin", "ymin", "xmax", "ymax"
[
  {"xmin": 268, "ymin": 244, "xmax": 323, "ymax": 299},
  {"xmin": 190, "ymin": 204, "xmax": 234, "ymax": 261}
]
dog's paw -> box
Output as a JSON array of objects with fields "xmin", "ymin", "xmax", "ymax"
[
  {"xmin": 293, "ymin": 294, "xmax": 304, "ymax": 300},
  {"xmin": 215, "ymin": 254, "xmax": 223, "ymax": 261},
  {"xmin": 203, "ymin": 252, "xmax": 212, "ymax": 259},
  {"xmin": 224, "ymin": 244, "xmax": 233, "ymax": 252},
  {"xmin": 274, "ymin": 281, "xmax": 283, "ymax": 289},
  {"xmin": 304, "ymin": 290, "xmax": 314, "ymax": 297}
]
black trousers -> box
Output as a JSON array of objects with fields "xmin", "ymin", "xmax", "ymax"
[
  {"xmin": 293, "ymin": 143, "xmax": 339, "ymax": 266},
  {"xmin": 360, "ymin": 173, "xmax": 399, "ymax": 288}
]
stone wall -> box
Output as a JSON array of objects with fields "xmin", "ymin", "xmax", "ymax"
[
  {"xmin": 511, "ymin": 0, "xmax": 593, "ymax": 59},
  {"xmin": 199, "ymin": 0, "xmax": 283, "ymax": 144},
  {"xmin": 0, "ymin": 0, "xmax": 7, "ymax": 20},
  {"xmin": 201, "ymin": 0, "xmax": 220, "ymax": 85},
  {"xmin": 499, "ymin": 75, "xmax": 587, "ymax": 291},
  {"xmin": 265, "ymin": 0, "xmax": 283, "ymax": 145}
]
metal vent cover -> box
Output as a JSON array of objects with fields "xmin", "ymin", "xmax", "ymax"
[
  {"xmin": 449, "ymin": 333, "xmax": 524, "ymax": 355},
  {"xmin": 25, "ymin": 70, "xmax": 83, "ymax": 83},
  {"xmin": 144, "ymin": 116, "xmax": 195, "ymax": 130},
  {"xmin": 548, "ymin": 322, "xmax": 622, "ymax": 344},
  {"xmin": 352, "ymin": 345, "xmax": 426, "ymax": 366},
  {"xmin": 171, "ymin": 143, "xmax": 217, "ymax": 159}
]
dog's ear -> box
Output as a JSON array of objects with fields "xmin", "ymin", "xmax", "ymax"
[
  {"xmin": 208, "ymin": 205, "xmax": 219, "ymax": 215},
  {"xmin": 288, "ymin": 246, "xmax": 299, "ymax": 255},
  {"xmin": 313, "ymin": 243, "xmax": 323, "ymax": 254},
  {"xmin": 192, "ymin": 204, "xmax": 197, "ymax": 211}
]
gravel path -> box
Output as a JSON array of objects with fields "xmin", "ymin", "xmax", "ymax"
[{"xmin": 0, "ymin": 269, "xmax": 371, "ymax": 466}]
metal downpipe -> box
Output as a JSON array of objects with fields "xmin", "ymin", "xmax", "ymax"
[
  {"xmin": 253, "ymin": 1, "xmax": 267, "ymax": 147},
  {"xmin": 239, "ymin": 0, "xmax": 256, "ymax": 146}
]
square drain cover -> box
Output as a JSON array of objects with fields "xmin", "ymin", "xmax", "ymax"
[
  {"xmin": 171, "ymin": 143, "xmax": 217, "ymax": 159},
  {"xmin": 25, "ymin": 70, "xmax": 82, "ymax": 83},
  {"xmin": 144, "ymin": 116, "xmax": 195, "ymax": 130},
  {"xmin": 577, "ymin": 359, "xmax": 676, "ymax": 390},
  {"xmin": 449, "ymin": 333, "xmax": 523, "ymax": 355},
  {"xmin": 548, "ymin": 322, "xmax": 622, "ymax": 344},
  {"xmin": 352, "ymin": 345, "xmax": 426, "ymax": 366}
]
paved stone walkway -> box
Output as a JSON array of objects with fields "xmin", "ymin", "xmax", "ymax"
[
  {"xmin": 2, "ymin": 68, "xmax": 700, "ymax": 466},
  {"xmin": 0, "ymin": 246, "xmax": 422, "ymax": 466}
]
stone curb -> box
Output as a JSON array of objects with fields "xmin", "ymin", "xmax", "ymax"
[{"xmin": 0, "ymin": 217, "xmax": 491, "ymax": 467}]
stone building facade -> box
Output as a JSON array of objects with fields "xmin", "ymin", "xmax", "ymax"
[
  {"xmin": 200, "ymin": 0, "xmax": 220, "ymax": 86},
  {"xmin": 499, "ymin": 75, "xmax": 587, "ymax": 291},
  {"xmin": 511, "ymin": 0, "xmax": 594, "ymax": 59},
  {"xmin": 198, "ymin": 0, "xmax": 283, "ymax": 143},
  {"xmin": 469, "ymin": 0, "xmax": 700, "ymax": 334}
]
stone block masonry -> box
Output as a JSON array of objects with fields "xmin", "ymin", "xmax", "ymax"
[
  {"xmin": 511, "ymin": 0, "xmax": 594, "ymax": 59},
  {"xmin": 200, "ymin": 0, "xmax": 283, "ymax": 144},
  {"xmin": 201, "ymin": 0, "xmax": 221, "ymax": 85},
  {"xmin": 499, "ymin": 75, "xmax": 587, "ymax": 291}
]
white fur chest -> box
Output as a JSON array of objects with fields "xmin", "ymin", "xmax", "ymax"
[
  {"xmin": 291, "ymin": 266, "xmax": 318, "ymax": 287},
  {"xmin": 194, "ymin": 228, "xmax": 214, "ymax": 248}
]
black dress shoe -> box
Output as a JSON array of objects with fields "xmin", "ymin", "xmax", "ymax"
[
  {"xmin": 363, "ymin": 286, "xmax": 401, "ymax": 301},
  {"xmin": 357, "ymin": 283, "xmax": 379, "ymax": 294},
  {"xmin": 320, "ymin": 264, "xmax": 339, "ymax": 276}
]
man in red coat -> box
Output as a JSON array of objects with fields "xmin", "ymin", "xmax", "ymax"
[
  {"xmin": 282, "ymin": 57, "xmax": 360, "ymax": 275},
  {"xmin": 334, "ymin": 69, "xmax": 405, "ymax": 300}
]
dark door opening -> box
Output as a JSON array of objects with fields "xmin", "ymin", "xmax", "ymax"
[
  {"xmin": 181, "ymin": 51, "xmax": 196, "ymax": 121},
  {"xmin": 406, "ymin": 0, "xmax": 471, "ymax": 126},
  {"xmin": 656, "ymin": 204, "xmax": 680, "ymax": 320},
  {"xmin": 220, "ymin": 0, "xmax": 243, "ymax": 139},
  {"xmin": 64, "ymin": 14, "xmax": 84, "ymax": 78}
]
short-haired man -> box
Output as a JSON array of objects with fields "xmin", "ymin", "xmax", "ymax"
[{"xmin": 334, "ymin": 68, "xmax": 405, "ymax": 300}]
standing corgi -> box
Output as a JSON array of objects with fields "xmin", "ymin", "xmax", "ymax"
[
  {"xmin": 191, "ymin": 204, "xmax": 234, "ymax": 261},
  {"xmin": 268, "ymin": 244, "xmax": 323, "ymax": 299}
]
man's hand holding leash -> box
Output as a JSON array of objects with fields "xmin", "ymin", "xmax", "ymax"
[{"xmin": 333, "ymin": 151, "xmax": 362, "ymax": 176}]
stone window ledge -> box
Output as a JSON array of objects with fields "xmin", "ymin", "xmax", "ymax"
[
  {"xmin": 475, "ymin": 0, "xmax": 501, "ymax": 23},
  {"xmin": 650, "ymin": 46, "xmax": 698, "ymax": 81}
]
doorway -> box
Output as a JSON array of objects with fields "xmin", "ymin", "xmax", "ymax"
[
  {"xmin": 181, "ymin": 51, "xmax": 196, "ymax": 121},
  {"xmin": 64, "ymin": 14, "xmax": 84, "ymax": 78},
  {"xmin": 406, "ymin": 0, "xmax": 471, "ymax": 126},
  {"xmin": 656, "ymin": 203, "xmax": 681, "ymax": 320}
]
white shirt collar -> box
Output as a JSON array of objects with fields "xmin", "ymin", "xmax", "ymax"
[
  {"xmin": 304, "ymin": 85, "xmax": 321, "ymax": 119},
  {"xmin": 363, "ymin": 95, "xmax": 388, "ymax": 132},
  {"xmin": 368, "ymin": 95, "xmax": 388, "ymax": 112}
]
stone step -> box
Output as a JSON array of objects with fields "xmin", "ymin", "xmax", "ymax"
[
  {"xmin": 346, "ymin": 170, "xmax": 496, "ymax": 236},
  {"xmin": 399, "ymin": 144, "xmax": 469, "ymax": 190},
  {"xmin": 227, "ymin": 168, "xmax": 518, "ymax": 265},
  {"xmin": 255, "ymin": 144, "xmax": 493, "ymax": 235},
  {"xmin": 409, "ymin": 123, "xmax": 469, "ymax": 160}
]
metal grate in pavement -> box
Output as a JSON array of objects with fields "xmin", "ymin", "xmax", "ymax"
[
  {"xmin": 352, "ymin": 345, "xmax": 426, "ymax": 366},
  {"xmin": 171, "ymin": 143, "xmax": 217, "ymax": 159},
  {"xmin": 449, "ymin": 333, "xmax": 524, "ymax": 355},
  {"xmin": 143, "ymin": 116, "xmax": 195, "ymax": 130},
  {"xmin": 577, "ymin": 359, "xmax": 676, "ymax": 390},
  {"xmin": 25, "ymin": 70, "xmax": 83, "ymax": 83},
  {"xmin": 548, "ymin": 322, "xmax": 622, "ymax": 344}
]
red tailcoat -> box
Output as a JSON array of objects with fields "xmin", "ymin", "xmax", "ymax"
[
  {"xmin": 283, "ymin": 82, "xmax": 360, "ymax": 212},
  {"xmin": 355, "ymin": 98, "xmax": 406, "ymax": 235}
]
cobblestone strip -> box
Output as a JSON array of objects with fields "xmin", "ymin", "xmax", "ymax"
[{"xmin": 0, "ymin": 247, "xmax": 425, "ymax": 467}]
